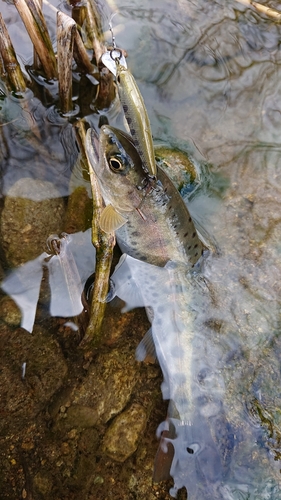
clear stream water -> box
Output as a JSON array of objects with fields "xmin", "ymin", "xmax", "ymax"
[{"xmin": 1, "ymin": 0, "xmax": 281, "ymax": 498}]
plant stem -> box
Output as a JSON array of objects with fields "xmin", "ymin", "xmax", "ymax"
[
  {"xmin": 0, "ymin": 13, "xmax": 26, "ymax": 92},
  {"xmin": 14, "ymin": 0, "xmax": 57, "ymax": 80}
]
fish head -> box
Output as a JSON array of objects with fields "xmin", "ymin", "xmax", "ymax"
[{"xmin": 86, "ymin": 124, "xmax": 151, "ymax": 213}]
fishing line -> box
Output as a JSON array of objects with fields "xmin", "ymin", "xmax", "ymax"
[
  {"xmin": 108, "ymin": 13, "xmax": 123, "ymax": 66},
  {"xmin": 109, "ymin": 12, "xmax": 118, "ymax": 50}
]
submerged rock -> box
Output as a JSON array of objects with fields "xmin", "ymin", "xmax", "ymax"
[
  {"xmin": 0, "ymin": 295, "xmax": 21, "ymax": 326},
  {"xmin": 1, "ymin": 178, "xmax": 65, "ymax": 267},
  {"xmin": 155, "ymin": 146, "xmax": 197, "ymax": 193},
  {"xmin": 0, "ymin": 325, "xmax": 68, "ymax": 434},
  {"xmin": 33, "ymin": 472, "xmax": 53, "ymax": 497},
  {"xmin": 64, "ymin": 347, "xmax": 140, "ymax": 427},
  {"xmin": 102, "ymin": 402, "xmax": 148, "ymax": 462},
  {"xmin": 76, "ymin": 348, "xmax": 139, "ymax": 424},
  {"xmin": 64, "ymin": 186, "xmax": 92, "ymax": 234},
  {"xmin": 64, "ymin": 405, "xmax": 100, "ymax": 429}
]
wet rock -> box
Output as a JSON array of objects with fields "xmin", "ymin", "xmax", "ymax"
[
  {"xmin": 1, "ymin": 178, "xmax": 65, "ymax": 267},
  {"xmin": 102, "ymin": 403, "xmax": 148, "ymax": 462},
  {"xmin": 0, "ymin": 295, "xmax": 21, "ymax": 326}
]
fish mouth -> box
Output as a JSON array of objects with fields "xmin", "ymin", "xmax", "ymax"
[{"xmin": 85, "ymin": 127, "xmax": 100, "ymax": 170}]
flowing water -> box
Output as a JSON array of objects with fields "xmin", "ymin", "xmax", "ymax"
[{"xmin": 1, "ymin": 0, "xmax": 281, "ymax": 498}]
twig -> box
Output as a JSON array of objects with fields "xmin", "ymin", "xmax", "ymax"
[
  {"xmin": 0, "ymin": 13, "xmax": 26, "ymax": 92},
  {"xmin": 75, "ymin": 120, "xmax": 115, "ymax": 349},
  {"xmin": 14, "ymin": 0, "xmax": 57, "ymax": 80},
  {"xmin": 236, "ymin": 0, "xmax": 281, "ymax": 20}
]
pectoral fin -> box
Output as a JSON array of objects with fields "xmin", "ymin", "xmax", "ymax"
[
  {"xmin": 136, "ymin": 328, "xmax": 157, "ymax": 364},
  {"xmin": 100, "ymin": 205, "xmax": 127, "ymax": 233}
]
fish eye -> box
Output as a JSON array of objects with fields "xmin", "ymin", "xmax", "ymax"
[{"xmin": 109, "ymin": 156, "xmax": 124, "ymax": 172}]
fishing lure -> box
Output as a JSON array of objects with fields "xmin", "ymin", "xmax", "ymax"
[{"xmin": 101, "ymin": 20, "xmax": 157, "ymax": 176}]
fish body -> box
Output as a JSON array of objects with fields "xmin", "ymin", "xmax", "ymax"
[
  {"xmin": 107, "ymin": 254, "xmax": 225, "ymax": 499},
  {"xmin": 86, "ymin": 125, "xmax": 225, "ymax": 498},
  {"xmin": 115, "ymin": 63, "xmax": 157, "ymax": 176}
]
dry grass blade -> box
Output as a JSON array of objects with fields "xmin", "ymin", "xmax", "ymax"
[
  {"xmin": 236, "ymin": 0, "xmax": 281, "ymax": 20},
  {"xmin": 14, "ymin": 0, "xmax": 57, "ymax": 80},
  {"xmin": 0, "ymin": 13, "xmax": 26, "ymax": 92},
  {"xmin": 75, "ymin": 120, "xmax": 115, "ymax": 349},
  {"xmin": 57, "ymin": 11, "xmax": 76, "ymax": 114}
]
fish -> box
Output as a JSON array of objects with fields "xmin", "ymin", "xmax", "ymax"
[
  {"xmin": 86, "ymin": 124, "xmax": 204, "ymax": 267},
  {"xmin": 85, "ymin": 124, "xmax": 228, "ymax": 498},
  {"xmin": 115, "ymin": 60, "xmax": 157, "ymax": 177}
]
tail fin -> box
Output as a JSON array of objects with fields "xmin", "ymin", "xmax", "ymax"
[
  {"xmin": 154, "ymin": 413, "xmax": 226, "ymax": 500},
  {"xmin": 153, "ymin": 419, "xmax": 175, "ymax": 483}
]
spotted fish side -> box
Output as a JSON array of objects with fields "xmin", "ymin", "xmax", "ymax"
[{"xmin": 107, "ymin": 254, "xmax": 229, "ymax": 499}]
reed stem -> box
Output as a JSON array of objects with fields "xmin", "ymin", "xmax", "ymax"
[
  {"xmin": 86, "ymin": 0, "xmax": 104, "ymax": 63},
  {"xmin": 73, "ymin": 29, "xmax": 95, "ymax": 74},
  {"xmin": 57, "ymin": 11, "xmax": 76, "ymax": 114},
  {"xmin": 0, "ymin": 13, "xmax": 26, "ymax": 92},
  {"xmin": 32, "ymin": 0, "xmax": 43, "ymax": 70},
  {"xmin": 14, "ymin": 0, "xmax": 57, "ymax": 80}
]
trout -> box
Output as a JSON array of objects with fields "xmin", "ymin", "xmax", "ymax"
[
  {"xmin": 86, "ymin": 124, "xmax": 204, "ymax": 266},
  {"xmin": 86, "ymin": 125, "xmax": 226, "ymax": 499}
]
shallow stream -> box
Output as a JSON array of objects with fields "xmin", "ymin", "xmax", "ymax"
[{"xmin": 1, "ymin": 0, "xmax": 281, "ymax": 499}]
